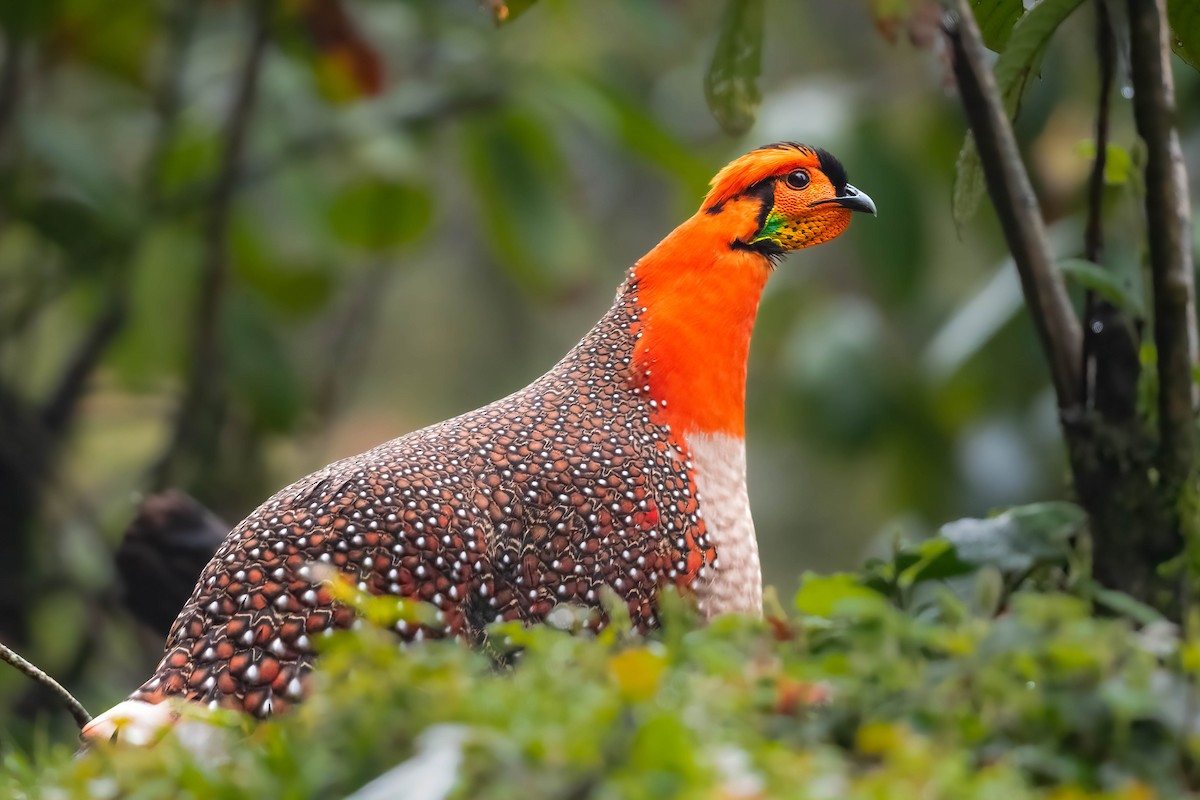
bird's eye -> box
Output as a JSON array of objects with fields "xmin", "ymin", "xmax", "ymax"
[{"xmin": 784, "ymin": 170, "xmax": 810, "ymax": 190}]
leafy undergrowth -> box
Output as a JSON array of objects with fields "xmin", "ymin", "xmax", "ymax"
[{"xmin": 6, "ymin": 505, "xmax": 1200, "ymax": 799}]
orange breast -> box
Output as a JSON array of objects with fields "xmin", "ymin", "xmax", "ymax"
[{"xmin": 629, "ymin": 204, "xmax": 771, "ymax": 441}]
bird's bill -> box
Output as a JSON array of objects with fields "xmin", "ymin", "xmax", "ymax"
[{"xmin": 808, "ymin": 183, "xmax": 877, "ymax": 216}]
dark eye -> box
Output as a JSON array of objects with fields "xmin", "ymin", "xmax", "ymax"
[{"xmin": 784, "ymin": 170, "xmax": 810, "ymax": 190}]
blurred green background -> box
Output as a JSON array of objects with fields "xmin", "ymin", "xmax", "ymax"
[{"xmin": 0, "ymin": 0, "xmax": 1197, "ymax": 740}]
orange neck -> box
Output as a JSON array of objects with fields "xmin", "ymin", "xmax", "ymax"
[{"xmin": 628, "ymin": 200, "xmax": 772, "ymax": 441}]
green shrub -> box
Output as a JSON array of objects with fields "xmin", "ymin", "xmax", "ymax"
[{"xmin": 5, "ymin": 565, "xmax": 1195, "ymax": 799}]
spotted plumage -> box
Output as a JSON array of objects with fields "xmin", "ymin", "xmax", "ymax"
[
  {"xmin": 132, "ymin": 289, "xmax": 713, "ymax": 717},
  {"xmin": 85, "ymin": 143, "xmax": 874, "ymax": 739}
]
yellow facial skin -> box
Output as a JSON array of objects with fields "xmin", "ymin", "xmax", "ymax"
[{"xmin": 751, "ymin": 168, "xmax": 861, "ymax": 251}]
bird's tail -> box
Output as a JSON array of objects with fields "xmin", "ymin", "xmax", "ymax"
[{"xmin": 80, "ymin": 698, "xmax": 181, "ymax": 745}]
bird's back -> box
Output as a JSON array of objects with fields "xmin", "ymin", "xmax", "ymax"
[{"xmin": 132, "ymin": 280, "xmax": 715, "ymax": 717}]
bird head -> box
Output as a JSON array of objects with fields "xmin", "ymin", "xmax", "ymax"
[{"xmin": 702, "ymin": 142, "xmax": 876, "ymax": 256}]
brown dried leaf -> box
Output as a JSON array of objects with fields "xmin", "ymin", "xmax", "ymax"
[{"xmin": 300, "ymin": 0, "xmax": 384, "ymax": 101}]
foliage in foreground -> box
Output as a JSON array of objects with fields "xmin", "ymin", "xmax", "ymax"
[{"xmin": 6, "ymin": 514, "xmax": 1200, "ymax": 800}]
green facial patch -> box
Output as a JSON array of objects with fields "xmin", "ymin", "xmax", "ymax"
[{"xmin": 749, "ymin": 209, "xmax": 788, "ymax": 248}]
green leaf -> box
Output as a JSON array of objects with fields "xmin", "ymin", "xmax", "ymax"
[
  {"xmin": 544, "ymin": 74, "xmax": 711, "ymax": 197},
  {"xmin": 1105, "ymin": 144, "xmax": 1133, "ymax": 186},
  {"xmin": 952, "ymin": 0, "xmax": 1085, "ymax": 224},
  {"xmin": 23, "ymin": 195, "xmax": 128, "ymax": 268},
  {"xmin": 488, "ymin": 0, "xmax": 538, "ymax": 25},
  {"xmin": 972, "ymin": 0, "xmax": 1024, "ymax": 51},
  {"xmin": 1071, "ymin": 140, "xmax": 1136, "ymax": 190},
  {"xmin": 157, "ymin": 127, "xmax": 220, "ymax": 197},
  {"xmin": 231, "ymin": 221, "xmax": 334, "ymax": 318},
  {"xmin": 866, "ymin": 0, "xmax": 917, "ymax": 41},
  {"xmin": 22, "ymin": 114, "xmax": 132, "ymax": 213},
  {"xmin": 630, "ymin": 713, "xmax": 699, "ymax": 776},
  {"xmin": 859, "ymin": 538, "xmax": 976, "ymax": 604},
  {"xmin": 897, "ymin": 538, "xmax": 976, "ymax": 589},
  {"xmin": 460, "ymin": 109, "xmax": 590, "ymax": 296},
  {"xmin": 992, "ymin": 0, "xmax": 1085, "ymax": 112},
  {"xmin": 223, "ymin": 292, "xmax": 306, "ymax": 433},
  {"xmin": 55, "ymin": 0, "xmax": 155, "ymax": 85},
  {"xmin": 1169, "ymin": 0, "xmax": 1200, "ymax": 71},
  {"xmin": 109, "ymin": 225, "xmax": 200, "ymax": 388},
  {"xmin": 1071, "ymin": 141, "xmax": 1135, "ymax": 186},
  {"xmin": 951, "ymin": 133, "xmax": 985, "ymax": 230},
  {"xmin": 704, "ymin": 0, "xmax": 764, "ymax": 136},
  {"xmin": 1057, "ymin": 258, "xmax": 1144, "ymax": 316},
  {"xmin": 795, "ymin": 572, "xmax": 886, "ymax": 617},
  {"xmin": 971, "ymin": 565, "xmax": 1006, "ymax": 617},
  {"xmin": 326, "ymin": 180, "xmax": 433, "ymax": 252},
  {"xmin": 1083, "ymin": 581, "xmax": 1166, "ymax": 625},
  {"xmin": 939, "ymin": 501, "xmax": 1087, "ymax": 574}
]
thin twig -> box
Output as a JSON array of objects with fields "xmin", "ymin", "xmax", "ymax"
[
  {"xmin": 0, "ymin": 638, "xmax": 91, "ymax": 729},
  {"xmin": 1084, "ymin": 1, "xmax": 1114, "ymax": 268},
  {"xmin": 1127, "ymin": 0, "xmax": 1197, "ymax": 486},
  {"xmin": 40, "ymin": 298, "xmax": 126, "ymax": 437},
  {"xmin": 0, "ymin": 25, "xmax": 25, "ymax": 234},
  {"xmin": 0, "ymin": 26, "xmax": 23, "ymax": 159},
  {"xmin": 311, "ymin": 261, "xmax": 392, "ymax": 425},
  {"xmin": 143, "ymin": 0, "xmax": 201, "ymax": 207},
  {"xmin": 1081, "ymin": 0, "xmax": 1114, "ymax": 407},
  {"xmin": 945, "ymin": 0, "xmax": 1084, "ymax": 410},
  {"xmin": 1080, "ymin": 0, "xmax": 1140, "ymax": 422},
  {"xmin": 154, "ymin": 0, "xmax": 273, "ymax": 489}
]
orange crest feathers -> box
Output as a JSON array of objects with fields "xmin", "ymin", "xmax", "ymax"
[{"xmin": 703, "ymin": 142, "xmax": 848, "ymax": 211}]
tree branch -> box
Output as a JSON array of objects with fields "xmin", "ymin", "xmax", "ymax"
[
  {"xmin": 1084, "ymin": 1, "xmax": 1115, "ymax": 268},
  {"xmin": 1127, "ymin": 0, "xmax": 1197, "ymax": 487},
  {"xmin": 143, "ymin": 0, "xmax": 201, "ymax": 206},
  {"xmin": 0, "ymin": 25, "xmax": 25, "ymax": 234},
  {"xmin": 0, "ymin": 638, "xmax": 91, "ymax": 729},
  {"xmin": 0, "ymin": 26, "xmax": 23, "ymax": 160},
  {"xmin": 311, "ymin": 261, "xmax": 392, "ymax": 425},
  {"xmin": 37, "ymin": 0, "xmax": 202, "ymax": 459},
  {"xmin": 40, "ymin": 297, "xmax": 126, "ymax": 437},
  {"xmin": 1081, "ymin": 0, "xmax": 1140, "ymax": 423},
  {"xmin": 945, "ymin": 0, "xmax": 1084, "ymax": 410},
  {"xmin": 154, "ymin": 0, "xmax": 273, "ymax": 489}
]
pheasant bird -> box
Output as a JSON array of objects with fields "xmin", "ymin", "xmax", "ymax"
[{"xmin": 84, "ymin": 143, "xmax": 874, "ymax": 741}]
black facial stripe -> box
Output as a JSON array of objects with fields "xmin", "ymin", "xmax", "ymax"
[
  {"xmin": 812, "ymin": 147, "xmax": 848, "ymax": 193},
  {"xmin": 726, "ymin": 178, "xmax": 781, "ymax": 257},
  {"xmin": 746, "ymin": 178, "xmax": 776, "ymax": 231},
  {"xmin": 706, "ymin": 174, "xmax": 775, "ymax": 227},
  {"xmin": 731, "ymin": 237, "xmax": 785, "ymax": 259}
]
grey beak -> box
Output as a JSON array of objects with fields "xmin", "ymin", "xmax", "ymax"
[{"xmin": 808, "ymin": 183, "xmax": 877, "ymax": 216}]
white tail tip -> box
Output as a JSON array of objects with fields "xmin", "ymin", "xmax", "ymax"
[{"xmin": 81, "ymin": 699, "xmax": 180, "ymax": 746}]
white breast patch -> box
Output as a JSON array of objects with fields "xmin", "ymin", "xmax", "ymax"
[{"xmin": 687, "ymin": 432, "xmax": 762, "ymax": 617}]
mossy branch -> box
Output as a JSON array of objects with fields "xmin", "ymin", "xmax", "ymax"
[{"xmin": 1127, "ymin": 0, "xmax": 1198, "ymax": 489}]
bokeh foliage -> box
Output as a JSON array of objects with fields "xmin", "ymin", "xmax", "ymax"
[
  {"xmin": 8, "ymin": 547, "xmax": 1199, "ymax": 798},
  {"xmin": 0, "ymin": 0, "xmax": 1197, "ymax": 771}
]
